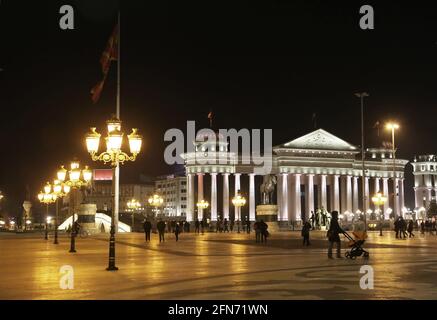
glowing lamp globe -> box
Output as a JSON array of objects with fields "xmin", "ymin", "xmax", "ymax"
[
  {"xmin": 128, "ymin": 128, "xmax": 142, "ymax": 154},
  {"xmin": 86, "ymin": 127, "xmax": 101, "ymax": 154}
]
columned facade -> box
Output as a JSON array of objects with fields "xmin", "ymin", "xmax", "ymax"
[{"xmin": 182, "ymin": 128, "xmax": 408, "ymax": 224}]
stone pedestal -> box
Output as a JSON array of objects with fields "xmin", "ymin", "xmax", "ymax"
[
  {"xmin": 77, "ymin": 203, "xmax": 98, "ymax": 234},
  {"xmin": 256, "ymin": 204, "xmax": 279, "ymax": 232}
]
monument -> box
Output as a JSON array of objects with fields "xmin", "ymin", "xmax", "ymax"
[
  {"xmin": 256, "ymin": 174, "xmax": 279, "ymax": 232},
  {"xmin": 77, "ymin": 203, "xmax": 98, "ymax": 234}
]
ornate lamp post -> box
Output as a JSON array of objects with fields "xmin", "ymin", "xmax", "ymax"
[
  {"xmin": 127, "ymin": 198, "xmax": 141, "ymax": 232},
  {"xmin": 148, "ymin": 194, "xmax": 164, "ymax": 218},
  {"xmin": 232, "ymin": 190, "xmax": 246, "ymax": 233},
  {"xmin": 52, "ymin": 179, "xmax": 71, "ymax": 244},
  {"xmin": 372, "ymin": 192, "xmax": 388, "ymax": 236},
  {"xmin": 196, "ymin": 200, "xmax": 209, "ymax": 222},
  {"xmin": 57, "ymin": 162, "xmax": 92, "ymax": 252},
  {"xmin": 38, "ymin": 183, "xmax": 57, "ymax": 240},
  {"xmin": 386, "ymin": 122, "xmax": 400, "ymax": 217},
  {"xmin": 86, "ymin": 117, "xmax": 142, "ymax": 271}
]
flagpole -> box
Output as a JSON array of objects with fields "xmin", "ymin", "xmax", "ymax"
[{"xmin": 114, "ymin": 11, "xmax": 121, "ymax": 234}]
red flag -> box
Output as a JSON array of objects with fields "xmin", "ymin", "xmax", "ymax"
[
  {"xmin": 91, "ymin": 78, "xmax": 105, "ymax": 104},
  {"xmin": 100, "ymin": 24, "xmax": 118, "ymax": 75},
  {"xmin": 91, "ymin": 24, "xmax": 118, "ymax": 103}
]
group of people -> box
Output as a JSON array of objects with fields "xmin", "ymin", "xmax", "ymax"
[
  {"xmin": 420, "ymin": 220, "xmax": 437, "ymax": 235},
  {"xmin": 394, "ymin": 216, "xmax": 415, "ymax": 239},
  {"xmin": 143, "ymin": 219, "xmax": 185, "ymax": 243}
]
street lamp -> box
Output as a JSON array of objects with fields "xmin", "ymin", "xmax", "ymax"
[
  {"xmin": 355, "ymin": 92, "xmax": 369, "ymax": 231},
  {"xmin": 38, "ymin": 183, "xmax": 57, "ymax": 240},
  {"xmin": 232, "ymin": 190, "xmax": 246, "ymax": 233},
  {"xmin": 52, "ymin": 179, "xmax": 71, "ymax": 244},
  {"xmin": 372, "ymin": 192, "xmax": 388, "ymax": 236},
  {"xmin": 57, "ymin": 162, "xmax": 92, "ymax": 253},
  {"xmin": 196, "ymin": 200, "xmax": 209, "ymax": 222},
  {"xmin": 148, "ymin": 194, "xmax": 164, "ymax": 217},
  {"xmin": 386, "ymin": 122, "xmax": 400, "ymax": 217},
  {"xmin": 86, "ymin": 117, "xmax": 142, "ymax": 271},
  {"xmin": 127, "ymin": 198, "xmax": 141, "ymax": 232}
]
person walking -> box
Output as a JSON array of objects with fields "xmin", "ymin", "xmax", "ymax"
[
  {"xmin": 246, "ymin": 219, "xmax": 251, "ymax": 234},
  {"xmin": 394, "ymin": 217, "xmax": 401, "ymax": 239},
  {"xmin": 157, "ymin": 219, "xmax": 166, "ymax": 243},
  {"xmin": 143, "ymin": 219, "xmax": 152, "ymax": 242},
  {"xmin": 302, "ymin": 220, "xmax": 311, "ymax": 246},
  {"xmin": 259, "ymin": 219, "xmax": 268, "ymax": 243},
  {"xmin": 407, "ymin": 220, "xmax": 415, "ymax": 238},
  {"xmin": 195, "ymin": 219, "xmax": 200, "ymax": 234},
  {"xmin": 230, "ymin": 220, "xmax": 234, "ymax": 232},
  {"xmin": 254, "ymin": 220, "xmax": 260, "ymax": 243},
  {"xmin": 200, "ymin": 220, "xmax": 205, "ymax": 234},
  {"xmin": 327, "ymin": 211, "xmax": 344, "ymax": 259},
  {"xmin": 224, "ymin": 219, "xmax": 229, "ymax": 232},
  {"xmin": 174, "ymin": 222, "xmax": 181, "ymax": 242},
  {"xmin": 401, "ymin": 217, "xmax": 408, "ymax": 239}
]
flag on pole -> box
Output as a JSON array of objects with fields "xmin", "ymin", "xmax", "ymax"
[
  {"xmin": 91, "ymin": 24, "xmax": 118, "ymax": 104},
  {"xmin": 208, "ymin": 110, "xmax": 213, "ymax": 128}
]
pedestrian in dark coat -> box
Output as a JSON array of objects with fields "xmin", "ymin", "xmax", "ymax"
[
  {"xmin": 174, "ymin": 223, "xmax": 181, "ymax": 241},
  {"xmin": 394, "ymin": 217, "xmax": 401, "ymax": 238},
  {"xmin": 302, "ymin": 221, "xmax": 311, "ymax": 246},
  {"xmin": 407, "ymin": 220, "xmax": 415, "ymax": 238},
  {"xmin": 143, "ymin": 219, "xmax": 152, "ymax": 242},
  {"xmin": 224, "ymin": 219, "xmax": 229, "ymax": 232},
  {"xmin": 246, "ymin": 219, "xmax": 251, "ymax": 234},
  {"xmin": 259, "ymin": 220, "xmax": 268, "ymax": 243},
  {"xmin": 254, "ymin": 221, "xmax": 260, "ymax": 243},
  {"xmin": 157, "ymin": 220, "xmax": 166, "ymax": 243},
  {"xmin": 327, "ymin": 211, "xmax": 344, "ymax": 259},
  {"xmin": 195, "ymin": 220, "xmax": 200, "ymax": 234}
]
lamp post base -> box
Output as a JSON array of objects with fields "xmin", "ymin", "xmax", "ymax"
[{"xmin": 106, "ymin": 225, "xmax": 118, "ymax": 271}]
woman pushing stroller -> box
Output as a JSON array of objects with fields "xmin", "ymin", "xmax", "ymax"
[{"xmin": 327, "ymin": 211, "xmax": 345, "ymax": 259}]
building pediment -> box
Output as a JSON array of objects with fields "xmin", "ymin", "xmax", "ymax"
[{"xmin": 276, "ymin": 129, "xmax": 358, "ymax": 151}]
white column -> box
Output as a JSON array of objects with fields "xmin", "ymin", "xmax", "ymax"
[
  {"xmin": 187, "ymin": 173, "xmax": 195, "ymax": 222},
  {"xmin": 399, "ymin": 178, "xmax": 405, "ymax": 217},
  {"xmin": 374, "ymin": 177, "xmax": 380, "ymax": 193},
  {"xmin": 346, "ymin": 175, "xmax": 352, "ymax": 213},
  {"xmin": 353, "ymin": 176, "xmax": 359, "ymax": 214},
  {"xmin": 211, "ymin": 173, "xmax": 217, "ymax": 222},
  {"xmin": 333, "ymin": 175, "xmax": 340, "ymax": 212},
  {"xmin": 364, "ymin": 177, "xmax": 370, "ymax": 213},
  {"xmin": 223, "ymin": 173, "xmax": 229, "ymax": 220},
  {"xmin": 394, "ymin": 178, "xmax": 400, "ymax": 217},
  {"xmin": 293, "ymin": 174, "xmax": 301, "ymax": 221},
  {"xmin": 249, "ymin": 174, "xmax": 256, "ymax": 222},
  {"xmin": 382, "ymin": 178, "xmax": 389, "ymax": 219},
  {"xmin": 305, "ymin": 174, "xmax": 314, "ymax": 221},
  {"xmin": 197, "ymin": 173, "xmax": 204, "ymax": 220},
  {"xmin": 320, "ymin": 175, "xmax": 327, "ymax": 210},
  {"xmin": 234, "ymin": 173, "xmax": 241, "ymax": 220},
  {"xmin": 281, "ymin": 173, "xmax": 288, "ymax": 221}
]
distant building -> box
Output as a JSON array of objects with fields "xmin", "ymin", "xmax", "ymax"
[
  {"xmin": 154, "ymin": 174, "xmax": 187, "ymax": 217},
  {"xmin": 412, "ymin": 155, "xmax": 437, "ymax": 210},
  {"xmin": 86, "ymin": 181, "xmax": 155, "ymax": 212}
]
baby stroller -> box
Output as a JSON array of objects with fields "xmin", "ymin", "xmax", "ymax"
[{"xmin": 344, "ymin": 231, "xmax": 369, "ymax": 259}]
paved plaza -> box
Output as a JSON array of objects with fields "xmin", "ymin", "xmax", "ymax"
[{"xmin": 1, "ymin": 230, "xmax": 437, "ymax": 300}]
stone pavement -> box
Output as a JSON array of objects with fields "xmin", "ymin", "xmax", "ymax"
[{"xmin": 1, "ymin": 229, "xmax": 436, "ymax": 299}]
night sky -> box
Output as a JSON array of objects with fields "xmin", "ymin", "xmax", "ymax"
[{"xmin": 1, "ymin": 0, "xmax": 437, "ymax": 217}]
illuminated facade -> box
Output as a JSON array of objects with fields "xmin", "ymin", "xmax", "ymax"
[
  {"xmin": 182, "ymin": 128, "xmax": 408, "ymax": 223},
  {"xmin": 154, "ymin": 175, "xmax": 187, "ymax": 216},
  {"xmin": 412, "ymin": 154, "xmax": 437, "ymax": 210}
]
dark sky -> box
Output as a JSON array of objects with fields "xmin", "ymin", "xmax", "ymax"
[{"xmin": 1, "ymin": 0, "xmax": 437, "ymax": 216}]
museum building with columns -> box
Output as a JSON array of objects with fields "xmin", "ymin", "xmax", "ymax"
[{"xmin": 182, "ymin": 128, "xmax": 408, "ymax": 224}]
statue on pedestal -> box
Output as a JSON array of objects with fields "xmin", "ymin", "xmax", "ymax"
[{"xmin": 260, "ymin": 174, "xmax": 277, "ymax": 205}]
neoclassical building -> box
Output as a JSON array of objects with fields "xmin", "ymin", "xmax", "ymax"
[{"xmin": 182, "ymin": 129, "xmax": 408, "ymax": 223}]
